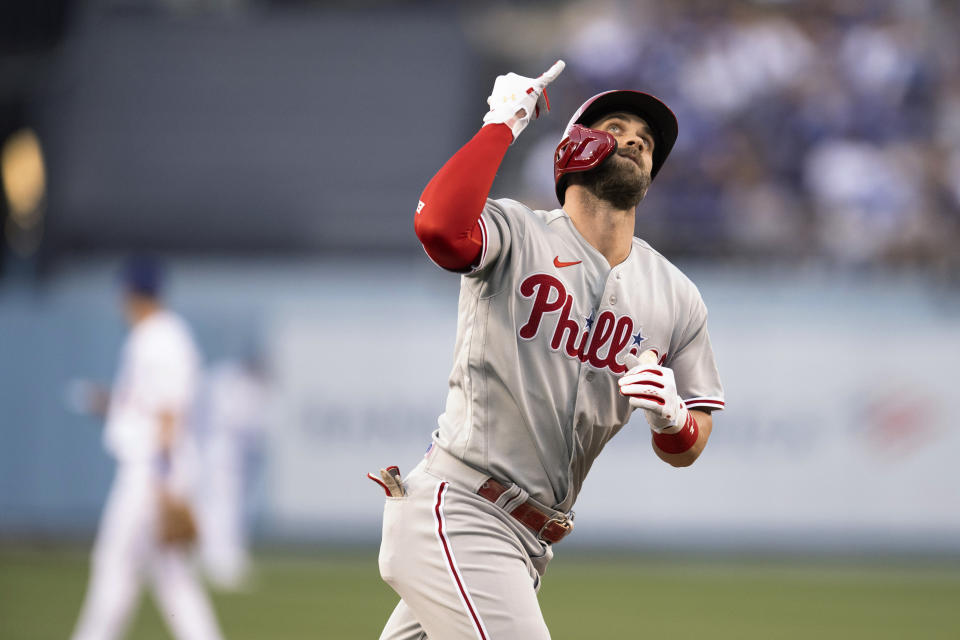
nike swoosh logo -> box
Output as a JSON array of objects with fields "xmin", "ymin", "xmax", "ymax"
[{"xmin": 554, "ymin": 256, "xmax": 582, "ymax": 268}]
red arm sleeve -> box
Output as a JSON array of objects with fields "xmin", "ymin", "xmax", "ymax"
[{"xmin": 414, "ymin": 123, "xmax": 513, "ymax": 271}]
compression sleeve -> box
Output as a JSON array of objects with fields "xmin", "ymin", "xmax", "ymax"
[{"xmin": 414, "ymin": 123, "xmax": 513, "ymax": 271}]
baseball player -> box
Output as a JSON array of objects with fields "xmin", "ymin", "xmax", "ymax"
[
  {"xmin": 195, "ymin": 355, "xmax": 268, "ymax": 590},
  {"xmin": 372, "ymin": 60, "xmax": 724, "ymax": 639},
  {"xmin": 71, "ymin": 256, "xmax": 224, "ymax": 640}
]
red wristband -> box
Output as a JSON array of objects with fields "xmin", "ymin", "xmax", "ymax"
[{"xmin": 652, "ymin": 411, "xmax": 699, "ymax": 454}]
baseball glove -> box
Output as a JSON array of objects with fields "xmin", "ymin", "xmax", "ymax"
[{"xmin": 158, "ymin": 488, "xmax": 198, "ymax": 546}]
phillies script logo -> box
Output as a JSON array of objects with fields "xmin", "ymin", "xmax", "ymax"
[{"xmin": 518, "ymin": 273, "xmax": 641, "ymax": 374}]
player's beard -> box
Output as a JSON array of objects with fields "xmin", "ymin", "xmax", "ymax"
[{"xmin": 568, "ymin": 153, "xmax": 651, "ymax": 210}]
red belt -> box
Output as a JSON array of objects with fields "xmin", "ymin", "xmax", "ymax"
[{"xmin": 477, "ymin": 478, "xmax": 573, "ymax": 544}]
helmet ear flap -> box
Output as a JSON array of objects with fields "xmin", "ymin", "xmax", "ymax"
[
  {"xmin": 553, "ymin": 124, "xmax": 618, "ymax": 203},
  {"xmin": 554, "ymin": 135, "xmax": 577, "ymax": 173}
]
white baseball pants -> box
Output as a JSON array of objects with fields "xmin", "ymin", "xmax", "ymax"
[
  {"xmin": 378, "ymin": 446, "xmax": 554, "ymax": 640},
  {"xmin": 71, "ymin": 464, "xmax": 223, "ymax": 640}
]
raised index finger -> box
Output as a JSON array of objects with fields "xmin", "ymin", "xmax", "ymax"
[{"xmin": 536, "ymin": 60, "xmax": 566, "ymax": 88}]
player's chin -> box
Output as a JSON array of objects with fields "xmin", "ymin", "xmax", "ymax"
[
  {"xmin": 615, "ymin": 153, "xmax": 642, "ymax": 171},
  {"xmin": 603, "ymin": 166, "xmax": 650, "ymax": 207},
  {"xmin": 572, "ymin": 158, "xmax": 648, "ymax": 208},
  {"xmin": 611, "ymin": 156, "xmax": 649, "ymax": 185}
]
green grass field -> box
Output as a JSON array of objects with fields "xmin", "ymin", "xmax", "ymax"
[{"xmin": 2, "ymin": 546, "xmax": 959, "ymax": 639}]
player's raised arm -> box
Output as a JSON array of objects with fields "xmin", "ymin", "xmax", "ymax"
[{"xmin": 414, "ymin": 61, "xmax": 565, "ymax": 272}]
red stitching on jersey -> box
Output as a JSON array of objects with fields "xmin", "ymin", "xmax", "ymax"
[{"xmin": 434, "ymin": 482, "xmax": 488, "ymax": 639}]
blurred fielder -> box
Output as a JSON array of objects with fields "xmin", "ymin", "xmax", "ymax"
[
  {"xmin": 372, "ymin": 61, "xmax": 724, "ymax": 638},
  {"xmin": 195, "ymin": 354, "xmax": 268, "ymax": 590},
  {"xmin": 71, "ymin": 256, "xmax": 224, "ymax": 640}
]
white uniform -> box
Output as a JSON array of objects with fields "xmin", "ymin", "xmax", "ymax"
[
  {"xmin": 72, "ymin": 310, "xmax": 224, "ymax": 640},
  {"xmin": 379, "ymin": 198, "xmax": 724, "ymax": 639},
  {"xmin": 195, "ymin": 360, "xmax": 267, "ymax": 590}
]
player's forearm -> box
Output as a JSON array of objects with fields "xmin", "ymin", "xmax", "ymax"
[
  {"xmin": 155, "ymin": 411, "xmax": 179, "ymax": 479},
  {"xmin": 651, "ymin": 410, "xmax": 712, "ymax": 467},
  {"xmin": 157, "ymin": 410, "xmax": 179, "ymax": 454},
  {"xmin": 414, "ymin": 123, "xmax": 513, "ymax": 270}
]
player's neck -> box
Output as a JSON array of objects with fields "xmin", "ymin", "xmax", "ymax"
[
  {"xmin": 127, "ymin": 300, "xmax": 162, "ymax": 327},
  {"xmin": 563, "ymin": 186, "xmax": 635, "ymax": 267}
]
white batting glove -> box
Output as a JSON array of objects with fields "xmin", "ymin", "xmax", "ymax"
[
  {"xmin": 618, "ymin": 350, "xmax": 689, "ymax": 434},
  {"xmin": 482, "ymin": 60, "xmax": 565, "ymax": 141}
]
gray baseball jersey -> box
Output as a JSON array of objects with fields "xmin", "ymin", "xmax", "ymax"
[{"xmin": 433, "ymin": 197, "xmax": 725, "ymax": 512}]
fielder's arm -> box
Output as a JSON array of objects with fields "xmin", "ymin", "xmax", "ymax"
[
  {"xmin": 158, "ymin": 409, "xmax": 178, "ymax": 453},
  {"xmin": 156, "ymin": 408, "xmax": 198, "ymax": 545},
  {"xmin": 156, "ymin": 408, "xmax": 182, "ymax": 477}
]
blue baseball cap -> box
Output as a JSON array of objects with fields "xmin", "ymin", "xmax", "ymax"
[{"xmin": 121, "ymin": 254, "xmax": 165, "ymax": 297}]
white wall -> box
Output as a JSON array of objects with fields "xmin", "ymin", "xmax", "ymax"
[
  {"xmin": 2, "ymin": 259, "xmax": 956, "ymax": 550},
  {"xmin": 261, "ymin": 264, "xmax": 960, "ymax": 550}
]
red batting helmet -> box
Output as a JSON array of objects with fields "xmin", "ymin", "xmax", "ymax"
[{"xmin": 554, "ymin": 90, "xmax": 678, "ymax": 204}]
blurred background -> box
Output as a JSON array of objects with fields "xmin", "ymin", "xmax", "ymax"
[{"xmin": 1, "ymin": 0, "xmax": 959, "ymax": 638}]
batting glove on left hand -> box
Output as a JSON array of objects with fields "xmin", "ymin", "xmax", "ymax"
[
  {"xmin": 482, "ymin": 60, "xmax": 565, "ymax": 142},
  {"xmin": 618, "ymin": 350, "xmax": 689, "ymax": 434}
]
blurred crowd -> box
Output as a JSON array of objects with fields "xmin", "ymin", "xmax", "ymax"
[
  {"xmin": 479, "ymin": 0, "xmax": 960, "ymax": 273},
  {"xmin": 5, "ymin": 0, "xmax": 958, "ymax": 277}
]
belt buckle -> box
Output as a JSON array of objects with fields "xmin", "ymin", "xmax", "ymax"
[{"xmin": 538, "ymin": 514, "xmax": 574, "ymax": 542}]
